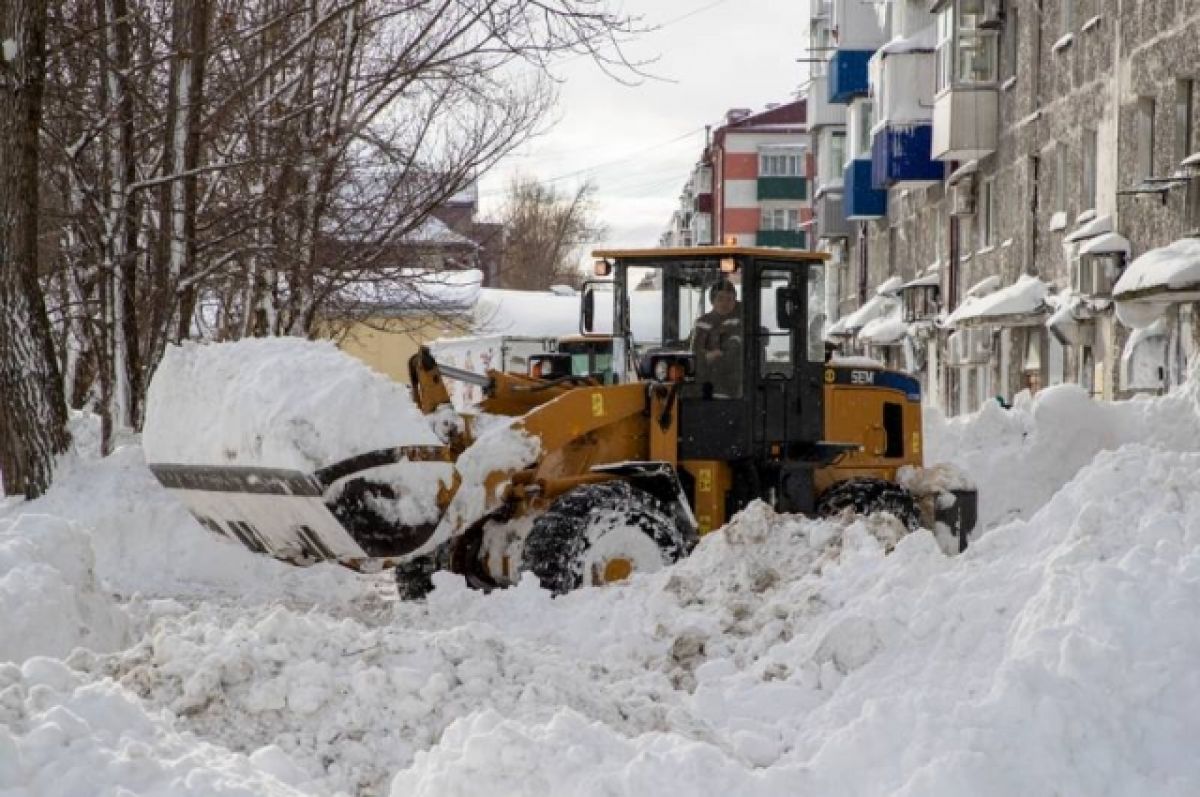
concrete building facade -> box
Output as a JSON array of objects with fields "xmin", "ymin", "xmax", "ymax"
[{"xmin": 805, "ymin": 0, "xmax": 1200, "ymax": 415}]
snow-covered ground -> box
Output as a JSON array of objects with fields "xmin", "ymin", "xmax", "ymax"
[{"xmin": 4, "ymin": 342, "xmax": 1200, "ymax": 796}]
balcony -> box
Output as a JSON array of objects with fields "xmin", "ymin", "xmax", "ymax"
[
  {"xmin": 757, "ymin": 177, "xmax": 807, "ymax": 201},
  {"xmin": 932, "ymin": 87, "xmax": 998, "ymax": 161},
  {"xmin": 828, "ymin": 50, "xmax": 873, "ymax": 104},
  {"xmin": 815, "ymin": 190, "xmax": 850, "ymax": 240},
  {"xmin": 805, "ymin": 75, "xmax": 847, "ymax": 128},
  {"xmin": 843, "ymin": 158, "xmax": 886, "ymax": 219},
  {"xmin": 756, "ymin": 230, "xmax": 807, "ymax": 249},
  {"xmin": 871, "ymin": 123, "xmax": 944, "ymax": 189}
]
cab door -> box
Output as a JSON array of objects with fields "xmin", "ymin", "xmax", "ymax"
[{"xmin": 752, "ymin": 259, "xmax": 825, "ymax": 449}]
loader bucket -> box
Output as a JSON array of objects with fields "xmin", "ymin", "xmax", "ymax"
[{"xmin": 150, "ymin": 445, "xmax": 455, "ymax": 572}]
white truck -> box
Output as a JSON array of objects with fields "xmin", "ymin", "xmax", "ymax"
[{"xmin": 428, "ymin": 335, "xmax": 558, "ymax": 409}]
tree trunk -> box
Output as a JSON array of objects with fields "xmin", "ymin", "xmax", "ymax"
[{"xmin": 0, "ymin": 0, "xmax": 71, "ymax": 497}]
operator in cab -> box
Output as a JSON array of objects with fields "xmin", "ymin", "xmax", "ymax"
[{"xmin": 691, "ymin": 279, "xmax": 743, "ymax": 398}]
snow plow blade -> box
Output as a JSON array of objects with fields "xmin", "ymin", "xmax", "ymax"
[{"xmin": 150, "ymin": 445, "xmax": 455, "ymax": 572}]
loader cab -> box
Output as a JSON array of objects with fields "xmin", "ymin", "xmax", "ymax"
[{"xmin": 586, "ymin": 247, "xmax": 831, "ymax": 462}]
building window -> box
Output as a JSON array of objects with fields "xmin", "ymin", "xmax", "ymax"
[
  {"xmin": 853, "ymin": 101, "xmax": 874, "ymax": 158},
  {"xmin": 1176, "ymin": 79, "xmax": 1195, "ymax": 164},
  {"xmin": 937, "ymin": 2, "xmax": 1000, "ymax": 91},
  {"xmin": 829, "ymin": 130, "xmax": 847, "ymax": 173},
  {"xmin": 761, "ymin": 208, "xmax": 800, "ymax": 231},
  {"xmin": 1082, "ymin": 128, "xmax": 1098, "ymax": 210},
  {"xmin": 1137, "ymin": 96, "xmax": 1156, "ymax": 179},
  {"xmin": 1004, "ymin": 6, "xmax": 1019, "ymax": 81},
  {"xmin": 1055, "ymin": 142, "xmax": 1067, "ymax": 212},
  {"xmin": 979, "ymin": 177, "xmax": 996, "ymax": 248},
  {"xmin": 759, "ymin": 151, "xmax": 802, "ymax": 177},
  {"xmin": 936, "ymin": 9, "xmax": 954, "ymax": 92}
]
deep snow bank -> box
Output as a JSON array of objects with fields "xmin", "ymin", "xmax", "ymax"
[
  {"xmin": 389, "ymin": 444, "xmax": 1200, "ymax": 795},
  {"xmin": 0, "ymin": 514, "xmax": 127, "ymax": 662},
  {"xmin": 143, "ymin": 337, "xmax": 438, "ymax": 470},
  {"xmin": 926, "ymin": 372, "xmax": 1200, "ymax": 527},
  {"xmin": 0, "ymin": 656, "xmax": 306, "ymax": 796}
]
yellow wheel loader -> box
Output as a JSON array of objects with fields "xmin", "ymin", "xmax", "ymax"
[{"xmin": 150, "ymin": 247, "xmax": 976, "ymax": 598}]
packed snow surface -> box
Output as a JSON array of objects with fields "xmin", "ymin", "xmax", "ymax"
[{"xmin": 5, "ymin": 345, "xmax": 1200, "ymax": 794}]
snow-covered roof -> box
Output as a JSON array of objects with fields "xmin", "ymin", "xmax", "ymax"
[
  {"xmin": 948, "ymin": 160, "xmax": 979, "ymax": 185},
  {"xmin": 944, "ymin": 275, "xmax": 1052, "ymax": 328},
  {"xmin": 1079, "ymin": 232, "xmax": 1131, "ymax": 257},
  {"xmin": 1112, "ymin": 238, "xmax": 1200, "ymax": 329},
  {"xmin": 901, "ymin": 271, "xmax": 941, "ymax": 290},
  {"xmin": 965, "ymin": 275, "xmax": 1001, "ymax": 298},
  {"xmin": 858, "ymin": 311, "xmax": 908, "ymax": 346},
  {"xmin": 1064, "ymin": 213, "xmax": 1112, "ymax": 243},
  {"xmin": 874, "ymin": 275, "xmax": 904, "ymax": 296},
  {"xmin": 1113, "ymin": 238, "xmax": 1200, "ymax": 301},
  {"xmin": 834, "ymin": 292, "xmax": 899, "ymax": 336},
  {"xmin": 828, "ymin": 354, "xmax": 885, "ymax": 369},
  {"xmin": 341, "ymin": 268, "xmax": 484, "ymax": 312},
  {"xmin": 1045, "ymin": 291, "xmax": 1091, "ymax": 346},
  {"xmin": 474, "ymin": 286, "xmax": 662, "ymax": 342},
  {"xmin": 401, "ymin": 216, "xmax": 477, "ymax": 247},
  {"xmin": 877, "ymin": 25, "xmax": 937, "ymax": 56}
]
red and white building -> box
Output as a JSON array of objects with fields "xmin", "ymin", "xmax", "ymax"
[{"xmin": 662, "ymin": 100, "xmax": 812, "ymax": 249}]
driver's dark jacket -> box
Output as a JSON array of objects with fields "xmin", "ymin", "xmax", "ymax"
[{"xmin": 692, "ymin": 308, "xmax": 742, "ymax": 396}]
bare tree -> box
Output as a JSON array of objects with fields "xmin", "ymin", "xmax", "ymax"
[
  {"xmin": 0, "ymin": 0, "xmax": 71, "ymax": 497},
  {"xmin": 496, "ymin": 176, "xmax": 605, "ymax": 290},
  {"xmin": 23, "ymin": 0, "xmax": 646, "ymax": 458}
]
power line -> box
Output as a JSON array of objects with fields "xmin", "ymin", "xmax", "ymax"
[{"xmin": 479, "ymin": 126, "xmax": 704, "ymax": 198}]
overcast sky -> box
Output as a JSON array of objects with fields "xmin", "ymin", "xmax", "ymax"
[{"xmin": 478, "ymin": 0, "xmax": 810, "ymax": 256}]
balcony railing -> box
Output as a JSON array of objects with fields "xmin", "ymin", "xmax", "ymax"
[
  {"xmin": 844, "ymin": 158, "xmax": 886, "ymax": 219},
  {"xmin": 870, "ymin": 123, "xmax": 945, "ymax": 189},
  {"xmin": 757, "ymin": 177, "xmax": 807, "ymax": 201},
  {"xmin": 828, "ymin": 50, "xmax": 873, "ymax": 104},
  {"xmin": 756, "ymin": 230, "xmax": 808, "ymax": 249}
]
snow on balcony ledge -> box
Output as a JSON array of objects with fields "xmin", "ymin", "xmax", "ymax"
[
  {"xmin": 945, "ymin": 275, "xmax": 1052, "ymax": 328},
  {"xmin": 1082, "ymin": 15, "xmax": 1102, "ymax": 33},
  {"xmin": 1001, "ymin": 76, "xmax": 1017, "ymax": 92},
  {"xmin": 1052, "ymin": 33, "xmax": 1074, "ymax": 53},
  {"xmin": 1080, "ymin": 232, "xmax": 1131, "ymax": 257},
  {"xmin": 1065, "ymin": 213, "xmax": 1112, "ymax": 243},
  {"xmin": 1113, "ymin": 237, "xmax": 1200, "ymax": 303}
]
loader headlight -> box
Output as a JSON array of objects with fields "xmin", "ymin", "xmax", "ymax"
[{"xmin": 643, "ymin": 352, "xmax": 694, "ymax": 383}]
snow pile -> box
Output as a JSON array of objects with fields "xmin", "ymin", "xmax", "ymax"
[
  {"xmin": 0, "ymin": 514, "xmax": 127, "ymax": 662},
  {"xmin": 143, "ymin": 338, "xmax": 438, "ymax": 471},
  {"xmin": 3, "ymin": 335, "xmax": 1200, "ymax": 794},
  {"xmin": 0, "ymin": 656, "xmax": 305, "ymax": 796},
  {"xmin": 926, "ymin": 373, "xmax": 1200, "ymax": 528}
]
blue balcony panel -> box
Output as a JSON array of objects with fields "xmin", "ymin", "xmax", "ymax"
[
  {"xmin": 870, "ymin": 123, "xmax": 945, "ymax": 190},
  {"xmin": 827, "ymin": 50, "xmax": 873, "ymax": 104},
  {"xmin": 844, "ymin": 158, "xmax": 886, "ymax": 220}
]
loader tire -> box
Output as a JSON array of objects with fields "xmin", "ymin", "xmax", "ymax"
[
  {"xmin": 393, "ymin": 554, "xmax": 438, "ymax": 601},
  {"xmin": 522, "ymin": 481, "xmax": 693, "ymax": 596},
  {"xmin": 815, "ymin": 477, "xmax": 921, "ymax": 531}
]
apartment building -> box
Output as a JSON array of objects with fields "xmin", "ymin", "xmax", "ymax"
[
  {"xmin": 661, "ymin": 100, "xmax": 812, "ymax": 250},
  {"xmin": 806, "ymin": 0, "xmax": 1200, "ymax": 414}
]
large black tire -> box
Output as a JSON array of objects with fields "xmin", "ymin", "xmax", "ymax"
[
  {"xmin": 522, "ymin": 481, "xmax": 695, "ymax": 596},
  {"xmin": 815, "ymin": 477, "xmax": 921, "ymax": 531},
  {"xmin": 393, "ymin": 553, "xmax": 438, "ymax": 601}
]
